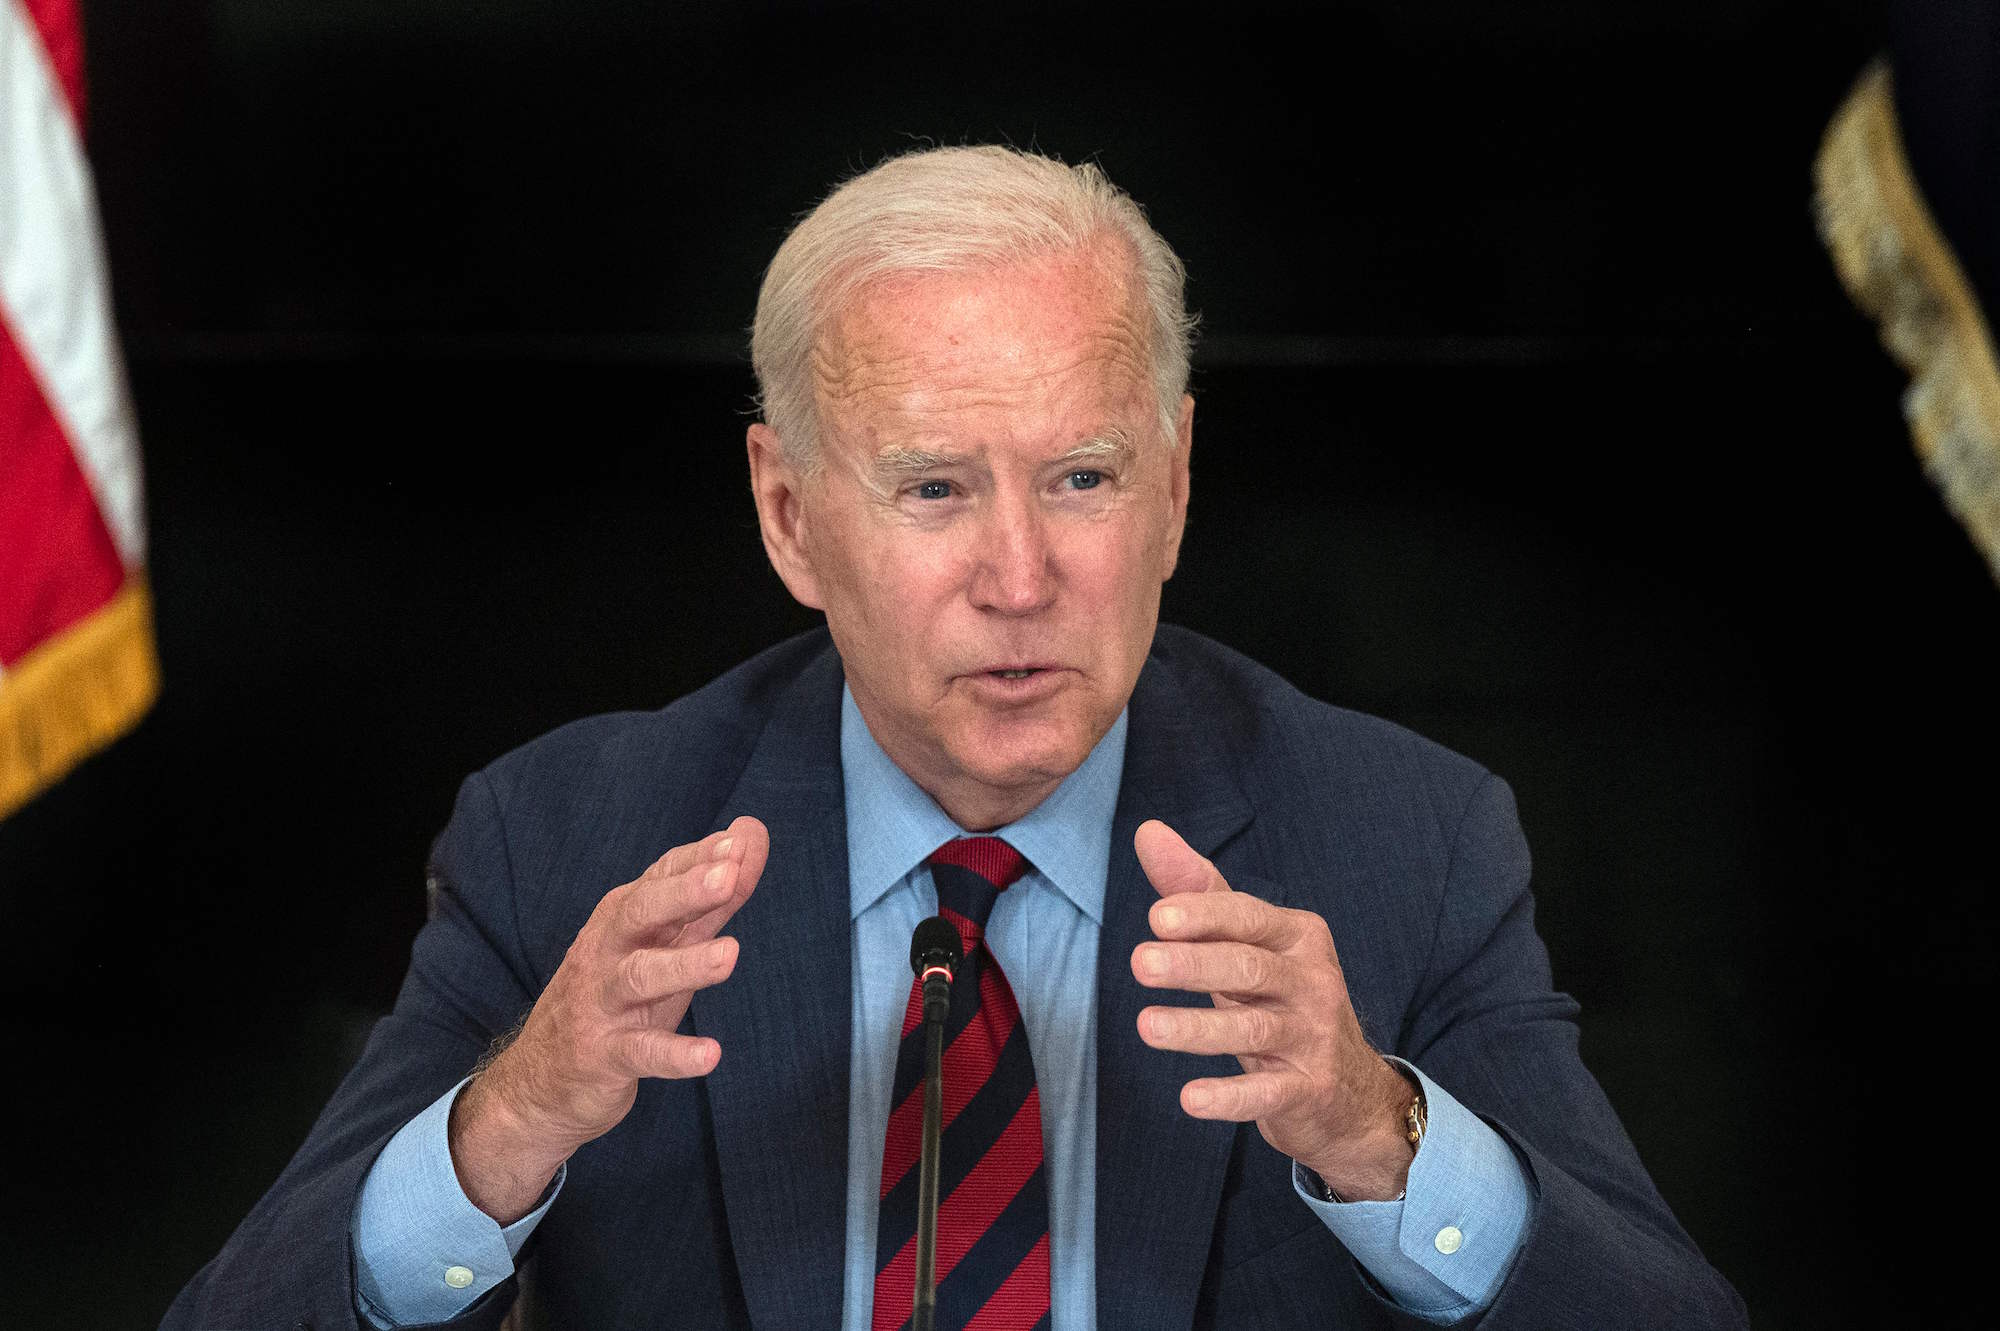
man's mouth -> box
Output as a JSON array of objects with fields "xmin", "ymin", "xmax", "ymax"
[{"xmin": 975, "ymin": 664, "xmax": 1062, "ymax": 684}]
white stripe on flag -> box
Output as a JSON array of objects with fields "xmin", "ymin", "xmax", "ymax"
[{"xmin": 0, "ymin": 0, "xmax": 144, "ymax": 566}]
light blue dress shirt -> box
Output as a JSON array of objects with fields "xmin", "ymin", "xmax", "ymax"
[{"xmin": 353, "ymin": 686, "xmax": 1532, "ymax": 1327}]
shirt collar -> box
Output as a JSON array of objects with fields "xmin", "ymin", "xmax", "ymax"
[{"xmin": 841, "ymin": 685, "xmax": 1127, "ymax": 925}]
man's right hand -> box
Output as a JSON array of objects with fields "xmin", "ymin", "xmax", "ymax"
[{"xmin": 447, "ymin": 815, "xmax": 768, "ymax": 1223}]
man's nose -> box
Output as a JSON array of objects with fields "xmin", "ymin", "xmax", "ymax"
[{"xmin": 969, "ymin": 496, "xmax": 1055, "ymax": 615}]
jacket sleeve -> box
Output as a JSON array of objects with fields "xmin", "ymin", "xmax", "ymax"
[
  {"xmin": 1377, "ymin": 773, "xmax": 1748, "ymax": 1331},
  {"xmin": 161, "ymin": 771, "xmax": 540, "ymax": 1331}
]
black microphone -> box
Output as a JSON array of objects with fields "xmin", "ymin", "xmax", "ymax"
[
  {"xmin": 907, "ymin": 916, "xmax": 961, "ymax": 1331},
  {"xmin": 910, "ymin": 915, "xmax": 962, "ymax": 1024}
]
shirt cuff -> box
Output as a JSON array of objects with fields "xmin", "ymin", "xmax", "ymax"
[
  {"xmin": 352, "ymin": 1076, "xmax": 565, "ymax": 1328},
  {"xmin": 1292, "ymin": 1058, "xmax": 1532, "ymax": 1323}
]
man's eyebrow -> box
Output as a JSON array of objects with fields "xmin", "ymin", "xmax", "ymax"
[
  {"xmin": 869, "ymin": 430, "xmax": 1137, "ymax": 478},
  {"xmin": 1056, "ymin": 430, "xmax": 1138, "ymax": 466},
  {"xmin": 871, "ymin": 445, "xmax": 962, "ymax": 477}
]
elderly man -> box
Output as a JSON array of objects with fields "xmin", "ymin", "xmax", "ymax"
[{"xmin": 166, "ymin": 147, "xmax": 1746, "ymax": 1330}]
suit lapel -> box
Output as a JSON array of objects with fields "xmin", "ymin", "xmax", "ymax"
[
  {"xmin": 689, "ymin": 644, "xmax": 852, "ymax": 1331},
  {"xmin": 1096, "ymin": 652, "xmax": 1255, "ymax": 1330}
]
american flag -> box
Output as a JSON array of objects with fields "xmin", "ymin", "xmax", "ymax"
[{"xmin": 0, "ymin": 0, "xmax": 155, "ymax": 820}]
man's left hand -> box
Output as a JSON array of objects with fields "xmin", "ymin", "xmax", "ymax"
[{"xmin": 1131, "ymin": 819, "xmax": 1417, "ymax": 1202}]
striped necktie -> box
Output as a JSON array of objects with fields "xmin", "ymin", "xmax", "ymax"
[{"xmin": 873, "ymin": 836, "xmax": 1051, "ymax": 1331}]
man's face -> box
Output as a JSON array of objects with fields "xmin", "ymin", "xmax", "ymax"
[{"xmin": 750, "ymin": 240, "xmax": 1191, "ymax": 828}]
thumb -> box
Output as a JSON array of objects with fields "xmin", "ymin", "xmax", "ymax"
[{"xmin": 1134, "ymin": 819, "xmax": 1230, "ymax": 899}]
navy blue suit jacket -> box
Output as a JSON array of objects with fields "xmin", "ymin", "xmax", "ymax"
[{"xmin": 164, "ymin": 626, "xmax": 1747, "ymax": 1329}]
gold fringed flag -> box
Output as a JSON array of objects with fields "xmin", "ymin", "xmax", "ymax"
[
  {"xmin": 0, "ymin": 0, "xmax": 156, "ymax": 820},
  {"xmin": 1816, "ymin": 61, "xmax": 2000, "ymax": 585}
]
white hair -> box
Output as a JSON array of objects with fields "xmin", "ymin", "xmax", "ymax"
[{"xmin": 750, "ymin": 144, "xmax": 1197, "ymax": 470}]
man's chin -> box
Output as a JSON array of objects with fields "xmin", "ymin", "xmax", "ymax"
[{"xmin": 944, "ymin": 722, "xmax": 1097, "ymax": 801}]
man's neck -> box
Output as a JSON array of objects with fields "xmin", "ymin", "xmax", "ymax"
[{"xmin": 927, "ymin": 778, "xmax": 1064, "ymax": 833}]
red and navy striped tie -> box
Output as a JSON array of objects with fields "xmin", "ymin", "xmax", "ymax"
[{"xmin": 873, "ymin": 836, "xmax": 1051, "ymax": 1331}]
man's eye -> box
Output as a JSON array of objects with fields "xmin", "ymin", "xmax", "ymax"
[
  {"xmin": 1066, "ymin": 470, "xmax": 1103, "ymax": 491},
  {"xmin": 915, "ymin": 480, "xmax": 954, "ymax": 500}
]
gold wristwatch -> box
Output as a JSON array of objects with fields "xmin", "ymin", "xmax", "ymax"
[{"xmin": 1300, "ymin": 1074, "xmax": 1426, "ymax": 1204}]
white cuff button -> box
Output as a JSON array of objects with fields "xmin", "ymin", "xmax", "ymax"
[
  {"xmin": 1433, "ymin": 1226, "xmax": 1464, "ymax": 1255},
  {"xmin": 443, "ymin": 1265, "xmax": 475, "ymax": 1289}
]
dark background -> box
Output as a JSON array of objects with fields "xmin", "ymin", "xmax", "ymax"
[{"xmin": 5, "ymin": 1, "xmax": 1994, "ymax": 1326}]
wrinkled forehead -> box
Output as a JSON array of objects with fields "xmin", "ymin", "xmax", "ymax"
[{"xmin": 809, "ymin": 245, "xmax": 1156, "ymax": 428}]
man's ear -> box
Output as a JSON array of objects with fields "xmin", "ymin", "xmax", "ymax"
[
  {"xmin": 1160, "ymin": 393, "xmax": 1194, "ymax": 581},
  {"xmin": 746, "ymin": 422, "xmax": 826, "ymax": 610}
]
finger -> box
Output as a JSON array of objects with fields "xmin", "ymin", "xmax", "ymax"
[
  {"xmin": 1148, "ymin": 890, "xmax": 1308, "ymax": 951},
  {"xmin": 1134, "ymin": 819, "xmax": 1230, "ymax": 899},
  {"xmin": 604, "ymin": 1027, "xmax": 723, "ymax": 1080},
  {"xmin": 641, "ymin": 823, "xmax": 736, "ymax": 886},
  {"xmin": 1133, "ymin": 939, "xmax": 1290, "ymax": 999},
  {"xmin": 606, "ymin": 937, "xmax": 739, "ymax": 1009},
  {"xmin": 614, "ymin": 850, "xmax": 740, "ymax": 944},
  {"xmin": 614, "ymin": 817, "xmax": 768, "ymax": 945},
  {"xmin": 1139, "ymin": 1002, "xmax": 1286, "ymax": 1058},
  {"xmin": 669, "ymin": 815, "xmax": 769, "ymax": 948},
  {"xmin": 1177, "ymin": 1070, "xmax": 1301, "ymax": 1122}
]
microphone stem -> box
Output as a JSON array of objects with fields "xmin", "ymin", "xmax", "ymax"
[{"xmin": 914, "ymin": 1016, "xmax": 945, "ymax": 1331}]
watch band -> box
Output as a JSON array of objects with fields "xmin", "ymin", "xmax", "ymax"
[{"xmin": 1302, "ymin": 1075, "xmax": 1427, "ymax": 1204}]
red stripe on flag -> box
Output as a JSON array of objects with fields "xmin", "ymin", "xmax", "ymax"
[
  {"xmin": 0, "ymin": 314, "xmax": 124, "ymax": 664},
  {"xmin": 19, "ymin": 0, "xmax": 86, "ymax": 126}
]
